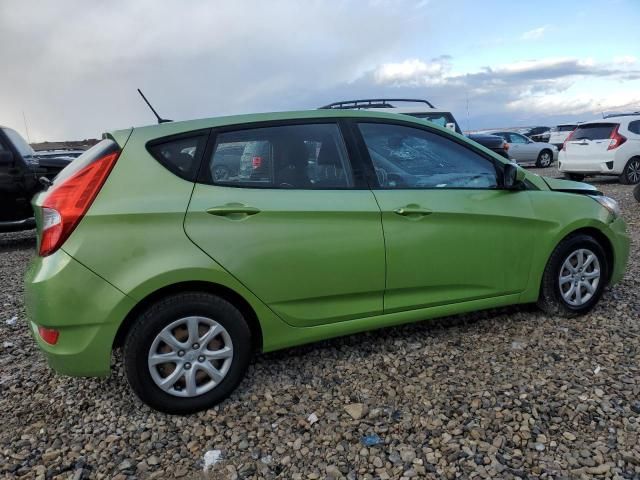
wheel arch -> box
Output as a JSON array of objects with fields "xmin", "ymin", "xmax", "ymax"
[{"xmin": 113, "ymin": 281, "xmax": 263, "ymax": 352}]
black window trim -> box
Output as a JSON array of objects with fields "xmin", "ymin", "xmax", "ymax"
[
  {"xmin": 146, "ymin": 128, "xmax": 212, "ymax": 182},
  {"xmin": 344, "ymin": 117, "xmax": 515, "ymax": 191},
  {"xmin": 198, "ymin": 118, "xmax": 370, "ymax": 190}
]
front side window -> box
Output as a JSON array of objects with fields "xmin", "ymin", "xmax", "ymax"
[
  {"xmin": 206, "ymin": 123, "xmax": 353, "ymax": 188},
  {"xmin": 358, "ymin": 122, "xmax": 497, "ymax": 189}
]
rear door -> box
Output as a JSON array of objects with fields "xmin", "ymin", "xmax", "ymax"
[
  {"xmin": 564, "ymin": 123, "xmax": 616, "ymax": 164},
  {"xmin": 353, "ymin": 120, "xmax": 537, "ymax": 313},
  {"xmin": 185, "ymin": 121, "xmax": 385, "ymax": 327}
]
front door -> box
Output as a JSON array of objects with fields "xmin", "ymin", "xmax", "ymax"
[
  {"xmin": 185, "ymin": 121, "xmax": 385, "ymax": 327},
  {"xmin": 355, "ymin": 121, "xmax": 537, "ymax": 313}
]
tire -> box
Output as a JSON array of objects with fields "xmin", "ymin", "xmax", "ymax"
[
  {"xmin": 536, "ymin": 149, "xmax": 553, "ymax": 168},
  {"xmin": 620, "ymin": 157, "xmax": 640, "ymax": 185},
  {"xmin": 634, "ymin": 184, "xmax": 640, "ymax": 202},
  {"xmin": 124, "ymin": 292, "xmax": 252, "ymax": 414},
  {"xmin": 537, "ymin": 234, "xmax": 608, "ymax": 317},
  {"xmin": 565, "ymin": 173, "xmax": 585, "ymax": 182}
]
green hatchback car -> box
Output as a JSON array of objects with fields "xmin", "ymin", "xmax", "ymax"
[{"xmin": 25, "ymin": 110, "xmax": 629, "ymax": 413}]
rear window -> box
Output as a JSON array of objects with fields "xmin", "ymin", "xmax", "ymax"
[
  {"xmin": 147, "ymin": 132, "xmax": 208, "ymax": 181},
  {"xmin": 53, "ymin": 139, "xmax": 119, "ymax": 185},
  {"xmin": 572, "ymin": 123, "xmax": 616, "ymax": 140}
]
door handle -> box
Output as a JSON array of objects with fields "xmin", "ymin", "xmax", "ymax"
[
  {"xmin": 206, "ymin": 204, "xmax": 261, "ymax": 217},
  {"xmin": 393, "ymin": 206, "xmax": 432, "ymax": 217}
]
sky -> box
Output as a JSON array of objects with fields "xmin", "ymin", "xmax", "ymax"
[{"xmin": 1, "ymin": 0, "xmax": 639, "ymax": 141}]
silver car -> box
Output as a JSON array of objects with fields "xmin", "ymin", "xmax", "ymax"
[{"xmin": 487, "ymin": 131, "xmax": 558, "ymax": 167}]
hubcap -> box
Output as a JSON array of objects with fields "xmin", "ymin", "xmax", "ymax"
[
  {"xmin": 628, "ymin": 159, "xmax": 640, "ymax": 183},
  {"xmin": 148, "ymin": 316, "xmax": 233, "ymax": 398},
  {"xmin": 214, "ymin": 166, "xmax": 229, "ymax": 181},
  {"xmin": 558, "ymin": 248, "xmax": 601, "ymax": 307},
  {"xmin": 540, "ymin": 152, "xmax": 551, "ymax": 166}
]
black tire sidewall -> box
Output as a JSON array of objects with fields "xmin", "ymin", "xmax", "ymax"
[
  {"xmin": 622, "ymin": 158, "xmax": 640, "ymax": 185},
  {"xmin": 545, "ymin": 236, "xmax": 608, "ymax": 315},
  {"xmin": 124, "ymin": 293, "xmax": 252, "ymax": 414}
]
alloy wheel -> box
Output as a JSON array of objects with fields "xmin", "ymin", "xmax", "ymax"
[
  {"xmin": 627, "ymin": 159, "xmax": 640, "ymax": 184},
  {"xmin": 558, "ymin": 248, "xmax": 600, "ymax": 307},
  {"xmin": 148, "ymin": 316, "xmax": 233, "ymax": 398},
  {"xmin": 539, "ymin": 151, "xmax": 551, "ymax": 167}
]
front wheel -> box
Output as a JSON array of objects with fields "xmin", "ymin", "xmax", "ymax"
[
  {"xmin": 537, "ymin": 234, "xmax": 608, "ymax": 317},
  {"xmin": 620, "ymin": 157, "xmax": 640, "ymax": 185},
  {"xmin": 124, "ymin": 292, "xmax": 252, "ymax": 414},
  {"xmin": 536, "ymin": 150, "xmax": 553, "ymax": 167}
]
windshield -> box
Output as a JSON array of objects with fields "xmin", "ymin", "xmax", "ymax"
[
  {"xmin": 407, "ymin": 112, "xmax": 463, "ymax": 134},
  {"xmin": 2, "ymin": 127, "xmax": 35, "ymax": 157}
]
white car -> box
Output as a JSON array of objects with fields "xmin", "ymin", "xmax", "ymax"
[
  {"xmin": 548, "ymin": 123, "xmax": 579, "ymax": 150},
  {"xmin": 558, "ymin": 113, "xmax": 640, "ymax": 184}
]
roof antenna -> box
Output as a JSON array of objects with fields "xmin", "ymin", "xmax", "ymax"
[{"xmin": 137, "ymin": 88, "xmax": 172, "ymax": 124}]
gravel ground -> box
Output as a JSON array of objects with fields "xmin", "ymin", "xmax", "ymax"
[{"xmin": 1, "ymin": 167, "xmax": 639, "ymax": 480}]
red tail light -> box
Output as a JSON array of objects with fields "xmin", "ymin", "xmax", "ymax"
[
  {"xmin": 252, "ymin": 156, "xmax": 263, "ymax": 169},
  {"xmin": 561, "ymin": 129, "xmax": 576, "ymax": 151},
  {"xmin": 607, "ymin": 124, "xmax": 626, "ymax": 150},
  {"xmin": 38, "ymin": 326, "xmax": 59, "ymax": 345},
  {"xmin": 39, "ymin": 149, "xmax": 119, "ymax": 256}
]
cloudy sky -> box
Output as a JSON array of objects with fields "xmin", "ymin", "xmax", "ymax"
[{"xmin": 1, "ymin": 0, "xmax": 639, "ymax": 141}]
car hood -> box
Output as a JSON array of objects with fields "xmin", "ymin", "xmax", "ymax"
[{"xmin": 542, "ymin": 176, "xmax": 600, "ymax": 195}]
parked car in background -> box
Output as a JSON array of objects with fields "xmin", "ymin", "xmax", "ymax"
[
  {"xmin": 558, "ymin": 113, "xmax": 640, "ymax": 184},
  {"xmin": 486, "ymin": 131, "xmax": 558, "ymax": 167},
  {"xmin": 26, "ymin": 109, "xmax": 629, "ymax": 413},
  {"xmin": 466, "ymin": 133, "xmax": 510, "ymax": 159},
  {"xmin": 549, "ymin": 123, "xmax": 579, "ymax": 149},
  {"xmin": 0, "ymin": 126, "xmax": 73, "ymax": 231},
  {"xmin": 524, "ymin": 126, "xmax": 550, "ymax": 143},
  {"xmin": 319, "ymin": 98, "xmax": 509, "ymax": 158}
]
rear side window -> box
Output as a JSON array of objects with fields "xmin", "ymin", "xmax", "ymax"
[
  {"xmin": 147, "ymin": 133, "xmax": 208, "ymax": 181},
  {"xmin": 53, "ymin": 139, "xmax": 119, "ymax": 186},
  {"xmin": 628, "ymin": 120, "xmax": 640, "ymax": 135},
  {"xmin": 572, "ymin": 123, "xmax": 616, "ymax": 140},
  {"xmin": 203, "ymin": 123, "xmax": 353, "ymax": 189}
]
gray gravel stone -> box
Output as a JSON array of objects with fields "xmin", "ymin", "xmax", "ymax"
[{"xmin": 1, "ymin": 170, "xmax": 640, "ymax": 478}]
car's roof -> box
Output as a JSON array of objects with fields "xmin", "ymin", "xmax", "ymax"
[
  {"xmin": 111, "ymin": 109, "xmax": 447, "ymax": 139},
  {"xmin": 577, "ymin": 115, "xmax": 639, "ymax": 125},
  {"xmin": 357, "ymin": 107, "xmax": 452, "ymax": 115}
]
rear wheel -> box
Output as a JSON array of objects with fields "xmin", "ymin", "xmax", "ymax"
[
  {"xmin": 124, "ymin": 292, "xmax": 252, "ymax": 414},
  {"xmin": 565, "ymin": 173, "xmax": 585, "ymax": 182},
  {"xmin": 538, "ymin": 234, "xmax": 608, "ymax": 317},
  {"xmin": 634, "ymin": 184, "xmax": 640, "ymax": 202},
  {"xmin": 536, "ymin": 149, "xmax": 553, "ymax": 167},
  {"xmin": 620, "ymin": 157, "xmax": 640, "ymax": 185}
]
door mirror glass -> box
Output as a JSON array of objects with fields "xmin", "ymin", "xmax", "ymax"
[
  {"xmin": 503, "ymin": 162, "xmax": 525, "ymax": 189},
  {"xmin": 0, "ymin": 150, "xmax": 14, "ymax": 165}
]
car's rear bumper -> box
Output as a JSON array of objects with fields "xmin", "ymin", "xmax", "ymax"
[
  {"xmin": 558, "ymin": 152, "xmax": 621, "ymax": 174},
  {"xmin": 0, "ymin": 217, "xmax": 35, "ymax": 232},
  {"xmin": 24, "ymin": 249, "xmax": 134, "ymax": 376}
]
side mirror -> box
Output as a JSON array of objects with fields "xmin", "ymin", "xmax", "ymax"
[
  {"xmin": 503, "ymin": 162, "xmax": 525, "ymax": 190},
  {"xmin": 0, "ymin": 150, "xmax": 14, "ymax": 165}
]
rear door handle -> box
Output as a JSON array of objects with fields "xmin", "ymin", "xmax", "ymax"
[
  {"xmin": 393, "ymin": 206, "xmax": 432, "ymax": 217},
  {"xmin": 206, "ymin": 204, "xmax": 261, "ymax": 217}
]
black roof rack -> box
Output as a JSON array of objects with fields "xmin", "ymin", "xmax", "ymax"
[
  {"xmin": 603, "ymin": 111, "xmax": 640, "ymax": 119},
  {"xmin": 319, "ymin": 98, "xmax": 435, "ymax": 110}
]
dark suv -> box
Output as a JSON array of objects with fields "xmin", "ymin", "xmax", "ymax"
[{"xmin": 0, "ymin": 126, "xmax": 72, "ymax": 231}]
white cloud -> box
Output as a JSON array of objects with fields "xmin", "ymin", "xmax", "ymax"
[
  {"xmin": 506, "ymin": 91, "xmax": 640, "ymax": 116},
  {"xmin": 613, "ymin": 55, "xmax": 637, "ymax": 65},
  {"xmin": 373, "ymin": 58, "xmax": 451, "ymax": 85},
  {"xmin": 520, "ymin": 25, "xmax": 549, "ymax": 41}
]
